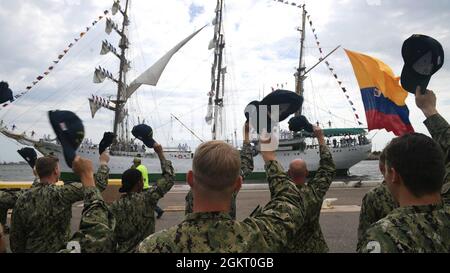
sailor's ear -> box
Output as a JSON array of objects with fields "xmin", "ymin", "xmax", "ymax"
[
  {"xmin": 234, "ymin": 176, "xmax": 242, "ymax": 194},
  {"xmin": 390, "ymin": 167, "xmax": 403, "ymax": 185},
  {"xmin": 187, "ymin": 170, "xmax": 194, "ymax": 188}
]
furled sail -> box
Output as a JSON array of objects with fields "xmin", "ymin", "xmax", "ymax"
[
  {"xmin": 93, "ymin": 68, "xmax": 106, "ymax": 83},
  {"xmin": 89, "ymin": 99, "xmax": 102, "ymax": 118},
  {"xmin": 125, "ymin": 25, "xmax": 207, "ymax": 99},
  {"xmin": 112, "ymin": 1, "xmax": 120, "ymax": 16},
  {"xmin": 100, "ymin": 40, "xmax": 118, "ymax": 55},
  {"xmin": 93, "ymin": 67, "xmax": 114, "ymax": 84},
  {"xmin": 208, "ymin": 38, "xmax": 216, "ymax": 50},
  {"xmin": 88, "ymin": 95, "xmax": 113, "ymax": 118},
  {"xmin": 105, "ymin": 18, "xmax": 119, "ymax": 35},
  {"xmin": 205, "ymin": 96, "xmax": 213, "ymax": 125}
]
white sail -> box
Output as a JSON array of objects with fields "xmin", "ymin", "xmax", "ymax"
[{"xmin": 125, "ymin": 26, "xmax": 207, "ymax": 99}]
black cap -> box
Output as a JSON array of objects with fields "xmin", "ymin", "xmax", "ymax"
[
  {"xmin": 401, "ymin": 34, "xmax": 444, "ymax": 94},
  {"xmin": 288, "ymin": 115, "xmax": 314, "ymax": 133},
  {"xmin": 119, "ymin": 169, "xmax": 142, "ymax": 193},
  {"xmin": 259, "ymin": 90, "xmax": 304, "ymax": 122},
  {"xmin": 99, "ymin": 132, "xmax": 115, "ymax": 155},
  {"xmin": 17, "ymin": 147, "xmax": 38, "ymax": 169},
  {"xmin": 245, "ymin": 101, "xmax": 260, "ymax": 132},
  {"xmin": 132, "ymin": 124, "xmax": 156, "ymax": 148},
  {"xmin": 244, "ymin": 90, "xmax": 303, "ymax": 134},
  {"xmin": 48, "ymin": 110, "xmax": 85, "ymax": 168},
  {"xmin": 245, "ymin": 100, "xmax": 260, "ymax": 121}
]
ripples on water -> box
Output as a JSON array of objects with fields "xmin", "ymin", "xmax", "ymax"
[{"xmin": 0, "ymin": 160, "xmax": 383, "ymax": 183}]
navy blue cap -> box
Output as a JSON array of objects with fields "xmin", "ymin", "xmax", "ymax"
[
  {"xmin": 99, "ymin": 132, "xmax": 115, "ymax": 155},
  {"xmin": 48, "ymin": 110, "xmax": 84, "ymax": 168},
  {"xmin": 289, "ymin": 115, "xmax": 314, "ymax": 133},
  {"xmin": 17, "ymin": 147, "xmax": 38, "ymax": 169},
  {"xmin": 259, "ymin": 90, "xmax": 304, "ymax": 122},
  {"xmin": 401, "ymin": 34, "xmax": 444, "ymax": 94},
  {"xmin": 132, "ymin": 124, "xmax": 156, "ymax": 148},
  {"xmin": 244, "ymin": 90, "xmax": 303, "ymax": 134}
]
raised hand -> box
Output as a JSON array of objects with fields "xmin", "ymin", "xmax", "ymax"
[{"xmin": 415, "ymin": 87, "xmax": 438, "ymax": 118}]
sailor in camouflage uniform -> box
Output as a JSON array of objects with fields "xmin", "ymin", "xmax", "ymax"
[
  {"xmin": 0, "ymin": 173, "xmax": 43, "ymax": 231},
  {"xmin": 62, "ymin": 186, "xmax": 115, "ymax": 253},
  {"xmin": 185, "ymin": 122, "xmax": 254, "ymax": 219},
  {"xmin": 359, "ymin": 91, "xmax": 450, "ymax": 253},
  {"xmin": 424, "ymin": 111, "xmax": 450, "ymax": 204},
  {"xmin": 357, "ymin": 89, "xmax": 450, "ymax": 252},
  {"xmin": 136, "ymin": 129, "xmax": 324, "ymax": 253},
  {"xmin": 0, "ymin": 190, "xmax": 21, "ymax": 230},
  {"xmin": 416, "ymin": 88, "xmax": 449, "ymax": 203},
  {"xmin": 10, "ymin": 152, "xmax": 110, "ymax": 253},
  {"xmin": 109, "ymin": 143, "xmax": 175, "ymax": 253},
  {"xmin": 285, "ymin": 126, "xmax": 336, "ymax": 253},
  {"xmin": 60, "ymin": 156, "xmax": 116, "ymax": 253},
  {"xmin": 357, "ymin": 150, "xmax": 398, "ymax": 251}
]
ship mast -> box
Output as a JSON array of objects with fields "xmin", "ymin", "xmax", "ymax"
[
  {"xmin": 295, "ymin": 4, "xmax": 307, "ymax": 117},
  {"xmin": 211, "ymin": 0, "xmax": 225, "ymax": 140},
  {"xmin": 112, "ymin": 0, "xmax": 130, "ymax": 142}
]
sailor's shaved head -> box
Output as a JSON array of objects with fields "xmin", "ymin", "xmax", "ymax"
[{"xmin": 289, "ymin": 159, "xmax": 308, "ymax": 182}]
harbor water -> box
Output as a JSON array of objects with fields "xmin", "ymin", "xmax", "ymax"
[{"xmin": 0, "ymin": 160, "xmax": 382, "ymax": 183}]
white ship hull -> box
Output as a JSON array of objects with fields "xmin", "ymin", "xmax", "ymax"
[{"xmin": 34, "ymin": 141, "xmax": 372, "ymax": 180}]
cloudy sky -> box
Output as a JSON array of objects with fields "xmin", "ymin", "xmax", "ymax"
[{"xmin": 0, "ymin": 0, "xmax": 449, "ymax": 162}]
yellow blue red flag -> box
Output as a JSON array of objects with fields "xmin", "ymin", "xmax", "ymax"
[{"xmin": 345, "ymin": 49, "xmax": 414, "ymax": 136}]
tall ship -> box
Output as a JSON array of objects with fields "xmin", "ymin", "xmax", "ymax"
[{"xmin": 0, "ymin": 0, "xmax": 371, "ymax": 181}]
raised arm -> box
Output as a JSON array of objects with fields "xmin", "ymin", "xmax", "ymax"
[
  {"xmin": 244, "ymin": 135, "xmax": 306, "ymax": 251},
  {"xmin": 308, "ymin": 126, "xmax": 336, "ymax": 199},
  {"xmin": 62, "ymin": 156, "xmax": 115, "ymax": 253},
  {"xmin": 144, "ymin": 143, "xmax": 175, "ymax": 205},
  {"xmin": 415, "ymin": 88, "xmax": 450, "ymax": 196},
  {"xmin": 240, "ymin": 121, "xmax": 254, "ymax": 179},
  {"xmin": 59, "ymin": 152, "xmax": 110, "ymax": 206},
  {"xmin": 93, "ymin": 151, "xmax": 111, "ymax": 192}
]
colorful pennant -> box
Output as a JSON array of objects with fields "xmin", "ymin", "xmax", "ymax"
[{"xmin": 0, "ymin": 9, "xmax": 111, "ymax": 110}]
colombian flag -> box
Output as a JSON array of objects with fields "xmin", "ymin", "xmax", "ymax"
[{"xmin": 345, "ymin": 49, "xmax": 414, "ymax": 136}]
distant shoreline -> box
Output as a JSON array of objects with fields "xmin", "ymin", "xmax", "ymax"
[{"xmin": 0, "ymin": 162, "xmax": 28, "ymax": 166}]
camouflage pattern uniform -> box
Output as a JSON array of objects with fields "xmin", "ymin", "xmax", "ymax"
[
  {"xmin": 60, "ymin": 187, "xmax": 116, "ymax": 253},
  {"xmin": 137, "ymin": 159, "xmax": 322, "ymax": 253},
  {"xmin": 358, "ymin": 114, "xmax": 450, "ymax": 253},
  {"xmin": 0, "ymin": 190, "xmax": 20, "ymax": 227},
  {"xmin": 0, "ymin": 178, "xmax": 41, "ymax": 227},
  {"xmin": 10, "ymin": 165, "xmax": 109, "ymax": 253},
  {"xmin": 287, "ymin": 144, "xmax": 336, "ymax": 253},
  {"xmin": 359, "ymin": 203, "xmax": 450, "ymax": 253},
  {"xmin": 357, "ymin": 182, "xmax": 398, "ymax": 251},
  {"xmin": 356, "ymin": 113, "xmax": 449, "ymax": 251},
  {"xmin": 184, "ymin": 143, "xmax": 254, "ymax": 219},
  {"xmin": 424, "ymin": 114, "xmax": 450, "ymax": 203},
  {"xmin": 109, "ymin": 160, "xmax": 175, "ymax": 253}
]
